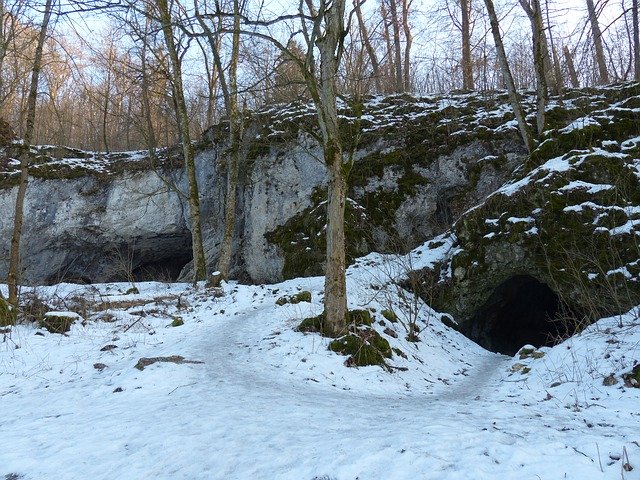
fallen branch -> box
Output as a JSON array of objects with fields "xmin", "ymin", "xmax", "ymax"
[{"xmin": 134, "ymin": 355, "xmax": 204, "ymax": 371}]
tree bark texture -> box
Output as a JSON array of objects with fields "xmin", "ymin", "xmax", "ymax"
[
  {"xmin": 461, "ymin": 0, "xmax": 474, "ymax": 89},
  {"xmin": 563, "ymin": 45, "xmax": 580, "ymax": 87},
  {"xmin": 634, "ymin": 0, "xmax": 640, "ymax": 80},
  {"xmin": 8, "ymin": 0, "xmax": 54, "ymax": 313},
  {"xmin": 484, "ymin": 0, "xmax": 536, "ymax": 152},
  {"xmin": 519, "ymin": 0, "xmax": 549, "ymax": 135},
  {"xmin": 217, "ymin": 0, "xmax": 242, "ymax": 280},
  {"xmin": 157, "ymin": 0, "xmax": 207, "ymax": 282},
  {"xmin": 402, "ymin": 0, "xmax": 412, "ymax": 91},
  {"xmin": 316, "ymin": 0, "xmax": 349, "ymax": 336},
  {"xmin": 388, "ymin": 0, "xmax": 405, "ymax": 92},
  {"xmin": 586, "ymin": 0, "xmax": 609, "ymax": 84},
  {"xmin": 354, "ymin": 0, "xmax": 383, "ymax": 93}
]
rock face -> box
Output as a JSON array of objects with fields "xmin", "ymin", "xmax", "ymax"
[
  {"xmin": 423, "ymin": 83, "xmax": 640, "ymax": 352},
  {"xmin": 0, "ymin": 92, "xmax": 528, "ymax": 285},
  {"xmin": 0, "ymin": 167, "xmax": 192, "ymax": 284}
]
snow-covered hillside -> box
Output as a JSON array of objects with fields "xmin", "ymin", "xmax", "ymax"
[{"xmin": 1, "ymin": 245, "xmax": 638, "ymax": 479}]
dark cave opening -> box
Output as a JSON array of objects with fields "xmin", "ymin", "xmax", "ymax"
[
  {"xmin": 463, "ymin": 275, "xmax": 570, "ymax": 356},
  {"xmin": 130, "ymin": 250, "xmax": 193, "ymax": 282}
]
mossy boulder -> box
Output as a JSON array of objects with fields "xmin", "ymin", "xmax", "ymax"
[
  {"xmin": 328, "ymin": 328, "xmax": 392, "ymax": 367},
  {"xmin": 0, "ymin": 297, "xmax": 13, "ymax": 326},
  {"xmin": 276, "ymin": 290, "xmax": 311, "ymax": 306},
  {"xmin": 381, "ymin": 309, "xmax": 399, "ymax": 323},
  {"xmin": 39, "ymin": 311, "xmax": 81, "ymax": 334},
  {"xmin": 297, "ymin": 308, "xmax": 373, "ymax": 337},
  {"xmin": 623, "ymin": 363, "xmax": 640, "ymax": 388},
  {"xmin": 425, "ymin": 91, "xmax": 640, "ymax": 335}
]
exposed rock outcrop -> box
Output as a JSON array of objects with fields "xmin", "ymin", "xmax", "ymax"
[
  {"xmin": 0, "ymin": 91, "xmax": 527, "ymax": 285},
  {"xmin": 420, "ymin": 84, "xmax": 640, "ymax": 352}
]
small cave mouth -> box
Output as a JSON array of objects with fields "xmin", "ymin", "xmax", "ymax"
[{"xmin": 463, "ymin": 275, "xmax": 574, "ymax": 356}]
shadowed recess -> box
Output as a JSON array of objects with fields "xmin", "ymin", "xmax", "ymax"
[{"xmin": 463, "ymin": 275, "xmax": 568, "ymax": 355}]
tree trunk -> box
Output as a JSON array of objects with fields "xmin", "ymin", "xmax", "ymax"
[
  {"xmin": 102, "ymin": 69, "xmax": 111, "ymax": 153},
  {"xmin": 484, "ymin": 0, "xmax": 536, "ymax": 152},
  {"xmin": 461, "ymin": 0, "xmax": 474, "ymax": 89},
  {"xmin": 563, "ymin": 45, "xmax": 580, "ymax": 87},
  {"xmin": 354, "ymin": 0, "xmax": 383, "ymax": 93},
  {"xmin": 519, "ymin": 0, "xmax": 549, "ymax": 135},
  {"xmin": 140, "ymin": 23, "xmax": 157, "ymax": 159},
  {"xmin": 380, "ymin": 1, "xmax": 395, "ymax": 92},
  {"xmin": 323, "ymin": 150, "xmax": 348, "ymax": 336},
  {"xmin": 316, "ymin": 0, "xmax": 348, "ymax": 336},
  {"xmin": 401, "ymin": 0, "xmax": 413, "ymax": 91},
  {"xmin": 387, "ymin": 0, "xmax": 404, "ymax": 92},
  {"xmin": 545, "ymin": 0, "xmax": 564, "ymax": 94},
  {"xmin": 157, "ymin": 0, "xmax": 207, "ymax": 282},
  {"xmin": 586, "ymin": 0, "xmax": 609, "ymax": 84},
  {"xmin": 7, "ymin": 0, "xmax": 54, "ymax": 315},
  {"xmin": 634, "ymin": 0, "xmax": 640, "ymax": 80},
  {"xmin": 217, "ymin": 0, "xmax": 242, "ymax": 280}
]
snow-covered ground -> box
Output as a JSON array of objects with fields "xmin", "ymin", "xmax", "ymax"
[{"xmin": 1, "ymin": 249, "xmax": 639, "ymax": 479}]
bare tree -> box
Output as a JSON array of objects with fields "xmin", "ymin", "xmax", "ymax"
[
  {"xmin": 563, "ymin": 45, "xmax": 580, "ymax": 87},
  {"xmin": 353, "ymin": 0, "xmax": 383, "ymax": 92},
  {"xmin": 519, "ymin": 0, "xmax": 552, "ymax": 134},
  {"xmin": 155, "ymin": 0, "xmax": 207, "ymax": 282},
  {"xmin": 313, "ymin": 0, "xmax": 350, "ymax": 334},
  {"xmin": 460, "ymin": 0, "xmax": 473, "ymax": 89},
  {"xmin": 634, "ymin": 0, "xmax": 640, "ymax": 80},
  {"xmin": 483, "ymin": 0, "xmax": 536, "ymax": 152},
  {"xmin": 220, "ymin": 0, "xmax": 351, "ymax": 333},
  {"xmin": 7, "ymin": 0, "xmax": 55, "ymax": 315},
  {"xmin": 586, "ymin": 0, "xmax": 609, "ymax": 83}
]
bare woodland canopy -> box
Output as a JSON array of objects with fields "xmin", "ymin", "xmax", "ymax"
[{"xmin": 0, "ymin": 0, "xmax": 638, "ymax": 152}]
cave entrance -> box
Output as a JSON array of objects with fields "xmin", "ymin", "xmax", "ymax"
[{"xmin": 464, "ymin": 275, "xmax": 568, "ymax": 356}]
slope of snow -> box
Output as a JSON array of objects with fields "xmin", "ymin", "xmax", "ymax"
[{"xmin": 1, "ymin": 254, "xmax": 639, "ymax": 479}]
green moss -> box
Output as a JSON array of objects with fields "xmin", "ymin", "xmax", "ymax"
[
  {"xmin": 381, "ymin": 309, "xmax": 399, "ymax": 323},
  {"xmin": 0, "ymin": 297, "xmax": 13, "ymax": 327},
  {"xmin": 349, "ymin": 309, "xmax": 373, "ymax": 326},
  {"xmin": 265, "ymin": 188, "xmax": 376, "ymax": 279},
  {"xmin": 276, "ymin": 290, "xmax": 312, "ymax": 306},
  {"xmin": 297, "ymin": 313, "xmax": 327, "ymax": 335},
  {"xmin": 39, "ymin": 312, "xmax": 77, "ymax": 334},
  {"xmin": 328, "ymin": 328, "xmax": 392, "ymax": 367},
  {"xmin": 623, "ymin": 364, "xmax": 640, "ymax": 387},
  {"xmin": 171, "ymin": 317, "xmax": 184, "ymax": 327},
  {"xmin": 297, "ymin": 309, "xmax": 375, "ymax": 338}
]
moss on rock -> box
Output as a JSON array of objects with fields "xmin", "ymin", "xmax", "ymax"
[
  {"xmin": 39, "ymin": 312, "xmax": 79, "ymax": 334},
  {"xmin": 328, "ymin": 328, "xmax": 392, "ymax": 367},
  {"xmin": 276, "ymin": 290, "xmax": 312, "ymax": 306},
  {"xmin": 0, "ymin": 297, "xmax": 13, "ymax": 327},
  {"xmin": 429, "ymin": 123, "xmax": 640, "ymax": 335},
  {"xmin": 381, "ymin": 309, "xmax": 399, "ymax": 323}
]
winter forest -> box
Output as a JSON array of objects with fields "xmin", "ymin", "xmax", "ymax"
[{"xmin": 1, "ymin": 0, "xmax": 640, "ymax": 479}]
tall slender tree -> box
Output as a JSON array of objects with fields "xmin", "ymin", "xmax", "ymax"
[
  {"xmin": 585, "ymin": 0, "xmax": 609, "ymax": 84},
  {"xmin": 354, "ymin": 0, "xmax": 383, "ymax": 93},
  {"xmin": 155, "ymin": 0, "xmax": 207, "ymax": 282},
  {"xmin": 483, "ymin": 0, "xmax": 536, "ymax": 152},
  {"xmin": 460, "ymin": 0, "xmax": 474, "ymax": 89},
  {"xmin": 7, "ymin": 0, "xmax": 55, "ymax": 316},
  {"xmin": 633, "ymin": 0, "xmax": 640, "ymax": 80},
  {"xmin": 519, "ymin": 0, "xmax": 552, "ymax": 134}
]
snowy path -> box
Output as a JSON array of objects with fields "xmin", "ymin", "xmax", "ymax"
[
  {"xmin": 179, "ymin": 300, "xmax": 636, "ymax": 480},
  {"xmin": 1, "ymin": 281, "xmax": 639, "ymax": 480}
]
